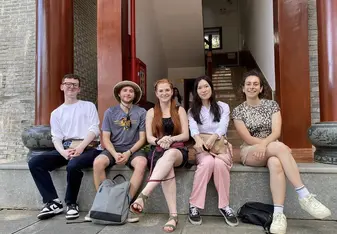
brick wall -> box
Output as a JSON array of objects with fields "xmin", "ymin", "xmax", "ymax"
[
  {"xmin": 308, "ymin": 0, "xmax": 320, "ymax": 124},
  {"xmin": 74, "ymin": 0, "xmax": 97, "ymax": 104},
  {"xmin": 0, "ymin": 0, "xmax": 97, "ymax": 161},
  {"xmin": 0, "ymin": 0, "xmax": 36, "ymax": 161}
]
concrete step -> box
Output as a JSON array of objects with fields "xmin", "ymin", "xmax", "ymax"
[
  {"xmin": 1, "ymin": 161, "xmax": 336, "ymax": 220},
  {"xmin": 2, "ymin": 211, "xmax": 336, "ymax": 234}
]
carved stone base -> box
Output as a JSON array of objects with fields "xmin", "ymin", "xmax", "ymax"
[
  {"xmin": 21, "ymin": 125, "xmax": 54, "ymax": 162},
  {"xmin": 308, "ymin": 122, "xmax": 337, "ymax": 165}
]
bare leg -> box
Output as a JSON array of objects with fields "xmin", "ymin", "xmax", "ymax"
[
  {"xmin": 244, "ymin": 150, "xmax": 286, "ymax": 206},
  {"xmin": 267, "ymin": 157, "xmax": 286, "ymax": 205},
  {"xmin": 161, "ymin": 168, "xmax": 178, "ymax": 232},
  {"xmin": 131, "ymin": 149, "xmax": 183, "ymax": 212},
  {"xmin": 93, "ymin": 154, "xmax": 110, "ymax": 191},
  {"xmin": 244, "ymin": 142, "xmax": 303, "ymax": 188},
  {"xmin": 129, "ymin": 156, "xmax": 147, "ymax": 199},
  {"xmin": 265, "ymin": 142, "xmax": 304, "ymax": 188}
]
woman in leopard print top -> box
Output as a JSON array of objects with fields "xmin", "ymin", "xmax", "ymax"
[{"xmin": 232, "ymin": 70, "xmax": 330, "ymax": 234}]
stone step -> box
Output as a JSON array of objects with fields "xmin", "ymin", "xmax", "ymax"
[
  {"xmin": 215, "ymin": 94, "xmax": 236, "ymax": 99},
  {"xmin": 1, "ymin": 161, "xmax": 336, "ymax": 220}
]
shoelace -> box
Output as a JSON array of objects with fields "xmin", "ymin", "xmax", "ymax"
[
  {"xmin": 190, "ymin": 207, "xmax": 199, "ymax": 216},
  {"xmin": 273, "ymin": 213, "xmax": 286, "ymax": 223},
  {"xmin": 68, "ymin": 204, "xmax": 78, "ymax": 211},
  {"xmin": 304, "ymin": 194, "xmax": 320, "ymax": 208},
  {"xmin": 224, "ymin": 208, "xmax": 235, "ymax": 217},
  {"xmin": 44, "ymin": 202, "xmax": 54, "ymax": 210}
]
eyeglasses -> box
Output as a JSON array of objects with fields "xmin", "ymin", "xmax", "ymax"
[{"xmin": 62, "ymin": 82, "xmax": 79, "ymax": 88}]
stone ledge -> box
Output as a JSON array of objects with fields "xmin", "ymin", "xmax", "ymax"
[
  {"xmin": 1, "ymin": 161, "xmax": 336, "ymax": 220},
  {"xmin": 1, "ymin": 161, "xmax": 337, "ymax": 174}
]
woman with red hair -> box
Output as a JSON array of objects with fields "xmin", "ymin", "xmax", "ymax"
[{"xmin": 131, "ymin": 79, "xmax": 189, "ymax": 232}]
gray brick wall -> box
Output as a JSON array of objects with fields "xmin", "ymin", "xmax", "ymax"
[
  {"xmin": 308, "ymin": 0, "xmax": 320, "ymax": 124},
  {"xmin": 74, "ymin": 0, "xmax": 97, "ymax": 104},
  {"xmin": 0, "ymin": 0, "xmax": 97, "ymax": 161},
  {"xmin": 0, "ymin": 0, "xmax": 36, "ymax": 161}
]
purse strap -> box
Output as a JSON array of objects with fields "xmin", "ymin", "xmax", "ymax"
[{"xmin": 147, "ymin": 142, "xmax": 184, "ymax": 183}]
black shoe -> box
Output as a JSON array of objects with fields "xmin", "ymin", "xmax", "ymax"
[
  {"xmin": 37, "ymin": 200, "xmax": 63, "ymax": 220},
  {"xmin": 65, "ymin": 204, "xmax": 80, "ymax": 220},
  {"xmin": 219, "ymin": 207, "xmax": 239, "ymax": 227},
  {"xmin": 188, "ymin": 206, "xmax": 202, "ymax": 225}
]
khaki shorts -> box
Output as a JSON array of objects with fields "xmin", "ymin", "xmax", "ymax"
[{"xmin": 239, "ymin": 143, "xmax": 255, "ymax": 165}]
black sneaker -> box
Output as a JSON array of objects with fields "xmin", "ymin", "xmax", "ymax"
[
  {"xmin": 219, "ymin": 207, "xmax": 239, "ymax": 227},
  {"xmin": 37, "ymin": 200, "xmax": 63, "ymax": 220},
  {"xmin": 188, "ymin": 206, "xmax": 202, "ymax": 225},
  {"xmin": 65, "ymin": 204, "xmax": 80, "ymax": 220}
]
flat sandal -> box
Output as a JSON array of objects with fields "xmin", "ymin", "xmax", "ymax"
[
  {"xmin": 163, "ymin": 215, "xmax": 178, "ymax": 233},
  {"xmin": 130, "ymin": 192, "xmax": 148, "ymax": 214}
]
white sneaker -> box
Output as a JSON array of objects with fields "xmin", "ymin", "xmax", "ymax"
[
  {"xmin": 84, "ymin": 211, "xmax": 91, "ymax": 222},
  {"xmin": 299, "ymin": 194, "xmax": 331, "ymax": 219},
  {"xmin": 270, "ymin": 213, "xmax": 287, "ymax": 234},
  {"xmin": 127, "ymin": 210, "xmax": 140, "ymax": 223}
]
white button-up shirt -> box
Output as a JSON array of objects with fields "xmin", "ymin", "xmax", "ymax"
[{"xmin": 188, "ymin": 101, "xmax": 230, "ymax": 137}]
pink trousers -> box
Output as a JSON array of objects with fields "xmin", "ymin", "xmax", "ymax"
[{"xmin": 189, "ymin": 152, "xmax": 232, "ymax": 209}]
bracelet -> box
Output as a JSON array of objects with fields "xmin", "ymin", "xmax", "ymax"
[
  {"xmin": 154, "ymin": 138, "xmax": 159, "ymax": 145},
  {"xmin": 128, "ymin": 150, "xmax": 133, "ymax": 155}
]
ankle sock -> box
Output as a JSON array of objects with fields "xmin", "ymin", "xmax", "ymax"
[
  {"xmin": 273, "ymin": 204, "xmax": 284, "ymax": 214},
  {"xmin": 295, "ymin": 185, "xmax": 310, "ymax": 199}
]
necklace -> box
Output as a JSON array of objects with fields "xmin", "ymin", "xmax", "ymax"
[
  {"xmin": 120, "ymin": 102, "xmax": 132, "ymax": 113},
  {"xmin": 120, "ymin": 103, "xmax": 133, "ymax": 129}
]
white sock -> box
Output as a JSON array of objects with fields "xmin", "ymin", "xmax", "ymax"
[
  {"xmin": 53, "ymin": 198, "xmax": 61, "ymax": 204},
  {"xmin": 295, "ymin": 185, "xmax": 310, "ymax": 199},
  {"xmin": 273, "ymin": 204, "xmax": 284, "ymax": 214}
]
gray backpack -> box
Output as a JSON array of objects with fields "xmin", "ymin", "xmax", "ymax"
[{"xmin": 89, "ymin": 174, "xmax": 130, "ymax": 225}]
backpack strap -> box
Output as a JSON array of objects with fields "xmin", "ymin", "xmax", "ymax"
[{"xmin": 112, "ymin": 174, "xmax": 127, "ymax": 182}]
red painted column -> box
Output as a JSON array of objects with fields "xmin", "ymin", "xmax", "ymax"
[
  {"xmin": 97, "ymin": 0, "xmax": 128, "ymax": 122},
  {"xmin": 316, "ymin": 0, "xmax": 337, "ymax": 121},
  {"xmin": 35, "ymin": 0, "xmax": 74, "ymax": 125},
  {"xmin": 273, "ymin": 0, "xmax": 311, "ymax": 149},
  {"xmin": 130, "ymin": 0, "xmax": 137, "ymax": 83}
]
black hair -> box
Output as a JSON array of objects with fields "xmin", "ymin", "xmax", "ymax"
[
  {"xmin": 173, "ymin": 87, "xmax": 182, "ymax": 104},
  {"xmin": 62, "ymin": 74, "xmax": 82, "ymax": 87},
  {"xmin": 240, "ymin": 69, "xmax": 266, "ymax": 99},
  {"xmin": 190, "ymin": 76, "xmax": 221, "ymax": 124}
]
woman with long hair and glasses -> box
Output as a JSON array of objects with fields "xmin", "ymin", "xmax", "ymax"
[
  {"xmin": 232, "ymin": 69, "xmax": 331, "ymax": 234},
  {"xmin": 187, "ymin": 76, "xmax": 238, "ymax": 227},
  {"xmin": 130, "ymin": 79, "xmax": 189, "ymax": 232}
]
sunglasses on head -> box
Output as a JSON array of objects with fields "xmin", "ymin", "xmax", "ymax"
[{"xmin": 124, "ymin": 113, "xmax": 132, "ymax": 129}]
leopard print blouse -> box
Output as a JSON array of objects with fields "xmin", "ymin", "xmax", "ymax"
[{"xmin": 232, "ymin": 99, "xmax": 280, "ymax": 139}]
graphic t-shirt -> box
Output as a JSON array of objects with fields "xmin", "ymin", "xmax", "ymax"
[
  {"xmin": 232, "ymin": 99, "xmax": 280, "ymax": 139},
  {"xmin": 102, "ymin": 105, "xmax": 146, "ymax": 149}
]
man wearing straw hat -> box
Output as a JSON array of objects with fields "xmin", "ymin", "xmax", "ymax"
[{"xmin": 89, "ymin": 81, "xmax": 147, "ymax": 222}]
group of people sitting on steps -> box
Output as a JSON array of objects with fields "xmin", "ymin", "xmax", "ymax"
[{"xmin": 28, "ymin": 70, "xmax": 331, "ymax": 233}]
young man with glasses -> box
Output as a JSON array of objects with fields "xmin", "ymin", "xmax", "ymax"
[
  {"xmin": 28, "ymin": 74, "xmax": 101, "ymax": 220},
  {"xmin": 88, "ymin": 81, "xmax": 147, "ymax": 223}
]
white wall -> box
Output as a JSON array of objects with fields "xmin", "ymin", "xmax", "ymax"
[
  {"xmin": 135, "ymin": 0, "xmax": 168, "ymax": 102},
  {"xmin": 168, "ymin": 66, "xmax": 205, "ymax": 103},
  {"xmin": 202, "ymin": 0, "xmax": 240, "ymax": 53},
  {"xmin": 239, "ymin": 0, "xmax": 275, "ymax": 90},
  {"xmin": 152, "ymin": 0, "xmax": 205, "ymax": 68}
]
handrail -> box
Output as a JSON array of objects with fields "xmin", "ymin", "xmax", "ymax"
[{"xmin": 206, "ymin": 50, "xmax": 213, "ymax": 78}]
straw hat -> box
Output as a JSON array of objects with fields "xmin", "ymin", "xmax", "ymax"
[{"xmin": 113, "ymin": 81, "xmax": 142, "ymax": 104}]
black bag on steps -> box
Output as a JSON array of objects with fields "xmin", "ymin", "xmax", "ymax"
[{"xmin": 237, "ymin": 202, "xmax": 274, "ymax": 234}]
